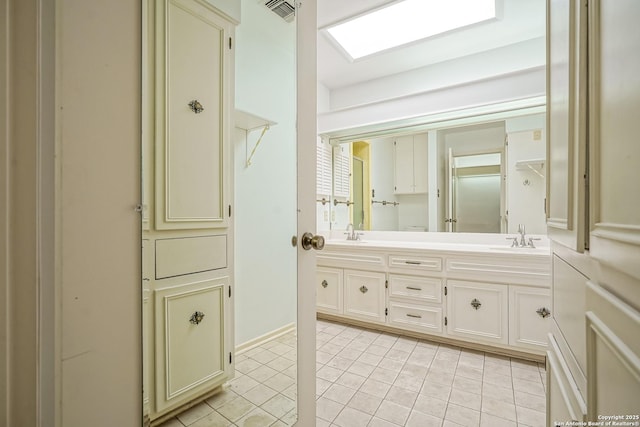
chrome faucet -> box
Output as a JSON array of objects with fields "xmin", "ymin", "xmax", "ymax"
[
  {"xmin": 344, "ymin": 223, "xmax": 361, "ymax": 241},
  {"xmin": 507, "ymin": 224, "xmax": 541, "ymax": 248},
  {"xmin": 517, "ymin": 224, "xmax": 527, "ymax": 247}
]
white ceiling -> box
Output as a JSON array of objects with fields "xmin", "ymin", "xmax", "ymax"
[{"xmin": 317, "ymin": 0, "xmax": 546, "ymax": 91}]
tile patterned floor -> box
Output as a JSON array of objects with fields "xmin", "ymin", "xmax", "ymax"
[{"xmin": 158, "ymin": 319, "xmax": 546, "ymax": 427}]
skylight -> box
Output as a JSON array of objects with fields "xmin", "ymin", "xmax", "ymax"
[{"xmin": 326, "ymin": 0, "xmax": 497, "ymax": 60}]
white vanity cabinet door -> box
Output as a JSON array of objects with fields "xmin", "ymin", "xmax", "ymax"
[
  {"xmin": 344, "ymin": 269, "xmax": 386, "ymax": 323},
  {"xmin": 509, "ymin": 286, "xmax": 551, "ymax": 351},
  {"xmin": 316, "ymin": 267, "xmax": 343, "ymax": 315},
  {"xmin": 446, "ymin": 280, "xmax": 508, "ymax": 345}
]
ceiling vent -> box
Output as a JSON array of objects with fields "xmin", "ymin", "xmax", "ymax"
[{"xmin": 263, "ymin": 0, "xmax": 295, "ymax": 23}]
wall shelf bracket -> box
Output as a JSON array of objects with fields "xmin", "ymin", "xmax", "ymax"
[{"xmin": 235, "ymin": 109, "xmax": 277, "ymax": 167}]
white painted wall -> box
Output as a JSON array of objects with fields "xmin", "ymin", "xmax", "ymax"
[
  {"xmin": 397, "ymin": 194, "xmax": 428, "ymax": 231},
  {"xmin": 204, "ymin": 0, "xmax": 240, "ymax": 22},
  {"xmin": 234, "ymin": 0, "xmax": 297, "ymax": 346},
  {"xmin": 330, "ymin": 38, "xmax": 545, "ymax": 111},
  {"xmin": 318, "ymin": 67, "xmax": 544, "ymax": 135}
]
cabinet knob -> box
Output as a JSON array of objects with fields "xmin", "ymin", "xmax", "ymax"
[
  {"xmin": 470, "ymin": 298, "xmax": 482, "ymax": 310},
  {"xmin": 536, "ymin": 307, "xmax": 551, "ymax": 318},
  {"xmin": 321, "ymin": 280, "xmax": 328, "ymax": 288},
  {"xmin": 189, "ymin": 311, "xmax": 206, "ymax": 325},
  {"xmin": 188, "ymin": 99, "xmax": 204, "ymax": 114},
  {"xmin": 359, "ymin": 285, "xmax": 368, "ymax": 294}
]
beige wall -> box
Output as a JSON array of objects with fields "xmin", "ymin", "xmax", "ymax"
[
  {"xmin": 1, "ymin": 0, "xmax": 9, "ymax": 423},
  {"xmin": 56, "ymin": 0, "xmax": 142, "ymax": 426},
  {"xmin": 2, "ymin": 0, "xmax": 40, "ymax": 425},
  {"xmin": 2, "ymin": 0, "xmax": 142, "ymax": 426}
]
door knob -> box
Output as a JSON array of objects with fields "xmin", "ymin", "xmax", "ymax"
[{"xmin": 301, "ymin": 232, "xmax": 325, "ymax": 250}]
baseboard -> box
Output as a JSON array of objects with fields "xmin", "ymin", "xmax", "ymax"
[
  {"xmin": 317, "ymin": 313, "xmax": 545, "ymax": 363},
  {"xmin": 236, "ymin": 322, "xmax": 296, "ymax": 355}
]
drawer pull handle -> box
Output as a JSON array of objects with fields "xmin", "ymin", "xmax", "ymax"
[
  {"xmin": 189, "ymin": 311, "xmax": 206, "ymax": 325},
  {"xmin": 321, "ymin": 280, "xmax": 328, "ymax": 288},
  {"xmin": 406, "ymin": 286, "xmax": 422, "ymax": 291},
  {"xmin": 470, "ymin": 299, "xmax": 481, "ymax": 310},
  {"xmin": 405, "ymin": 261, "xmax": 421, "ymax": 265},
  {"xmin": 536, "ymin": 307, "xmax": 551, "ymax": 318},
  {"xmin": 359, "ymin": 285, "xmax": 368, "ymax": 294},
  {"xmin": 188, "ymin": 99, "xmax": 204, "ymax": 114},
  {"xmin": 406, "ymin": 313, "xmax": 422, "ymax": 319}
]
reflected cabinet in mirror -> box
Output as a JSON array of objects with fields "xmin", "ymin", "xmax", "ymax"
[
  {"xmin": 142, "ymin": 0, "xmax": 299, "ymax": 425},
  {"xmin": 317, "ymin": 112, "xmax": 547, "ymax": 235}
]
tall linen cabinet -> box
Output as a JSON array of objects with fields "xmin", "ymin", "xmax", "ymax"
[
  {"xmin": 546, "ymin": 0, "xmax": 640, "ymax": 424},
  {"xmin": 142, "ymin": 0, "xmax": 236, "ymax": 422}
]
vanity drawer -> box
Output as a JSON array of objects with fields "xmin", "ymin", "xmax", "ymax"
[
  {"xmin": 388, "ymin": 301, "xmax": 443, "ymax": 334},
  {"xmin": 389, "ymin": 274, "xmax": 442, "ymax": 303},
  {"xmin": 388, "ymin": 254, "xmax": 442, "ymax": 272}
]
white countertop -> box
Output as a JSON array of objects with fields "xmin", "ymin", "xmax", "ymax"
[{"xmin": 321, "ymin": 231, "xmax": 551, "ymax": 257}]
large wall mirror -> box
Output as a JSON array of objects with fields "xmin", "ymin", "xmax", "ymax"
[{"xmin": 318, "ymin": 108, "xmax": 547, "ymax": 235}]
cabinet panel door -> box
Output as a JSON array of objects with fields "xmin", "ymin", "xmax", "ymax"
[
  {"xmin": 547, "ymin": 334, "xmax": 587, "ymax": 425},
  {"xmin": 586, "ymin": 282, "xmax": 640, "ymax": 420},
  {"xmin": 154, "ymin": 277, "xmax": 230, "ymax": 412},
  {"xmin": 316, "ymin": 267, "xmax": 343, "ymax": 315},
  {"xmin": 393, "ymin": 136, "xmax": 414, "ymax": 194},
  {"xmin": 546, "ymin": 0, "xmax": 587, "ymax": 251},
  {"xmin": 509, "ymin": 286, "xmax": 551, "ymax": 351},
  {"xmin": 552, "ymin": 255, "xmax": 587, "ymax": 374},
  {"xmin": 155, "ymin": 0, "xmax": 232, "ymax": 230},
  {"xmin": 344, "ymin": 270, "xmax": 386, "ymax": 323},
  {"xmin": 446, "ymin": 280, "xmax": 508, "ymax": 344},
  {"xmin": 413, "ymin": 134, "xmax": 428, "ymax": 194},
  {"xmin": 588, "ymin": 0, "xmax": 640, "ymax": 287}
]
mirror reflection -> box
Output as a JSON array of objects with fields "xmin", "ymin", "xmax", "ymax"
[{"xmin": 318, "ymin": 113, "xmax": 546, "ymax": 235}]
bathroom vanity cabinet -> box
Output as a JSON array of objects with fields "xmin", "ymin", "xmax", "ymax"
[
  {"xmin": 317, "ymin": 241, "xmax": 552, "ymax": 358},
  {"xmin": 142, "ymin": 0, "xmax": 235, "ymax": 422}
]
